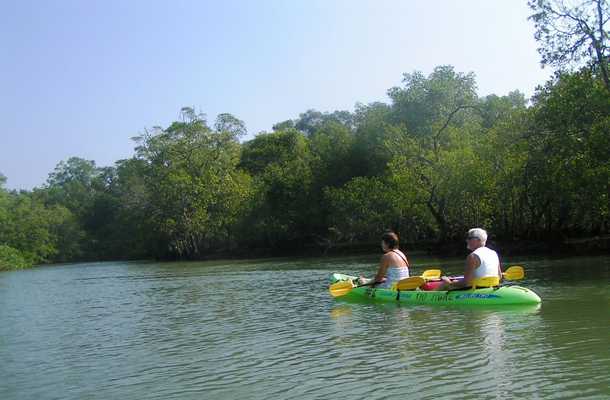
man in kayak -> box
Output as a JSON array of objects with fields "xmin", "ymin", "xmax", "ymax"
[
  {"xmin": 358, "ymin": 231, "xmax": 410, "ymax": 288},
  {"xmin": 436, "ymin": 228, "xmax": 502, "ymax": 290}
]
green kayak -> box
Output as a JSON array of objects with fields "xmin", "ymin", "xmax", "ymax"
[{"xmin": 329, "ymin": 273, "xmax": 542, "ymax": 306}]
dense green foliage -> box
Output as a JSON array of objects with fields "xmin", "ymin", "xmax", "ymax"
[
  {"xmin": 0, "ymin": 174, "xmax": 80, "ymax": 269},
  {"xmin": 1, "ymin": 1, "xmax": 608, "ymax": 264},
  {"xmin": 1, "ymin": 64, "xmax": 607, "ymax": 264},
  {"xmin": 0, "ymin": 245, "xmax": 29, "ymax": 271}
]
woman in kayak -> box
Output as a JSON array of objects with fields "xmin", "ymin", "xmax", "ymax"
[
  {"xmin": 358, "ymin": 231, "xmax": 410, "ymax": 288},
  {"xmin": 436, "ymin": 227, "xmax": 502, "ymax": 290}
]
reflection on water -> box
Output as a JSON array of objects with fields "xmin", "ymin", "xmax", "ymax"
[
  {"xmin": 330, "ymin": 304, "xmax": 353, "ymax": 319},
  {"xmin": 0, "ymin": 255, "xmax": 609, "ymax": 400}
]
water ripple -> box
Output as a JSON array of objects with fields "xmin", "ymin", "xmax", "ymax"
[{"xmin": 1, "ymin": 258, "xmax": 610, "ymax": 399}]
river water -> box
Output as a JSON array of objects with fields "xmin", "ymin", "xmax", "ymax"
[{"xmin": 1, "ymin": 254, "xmax": 609, "ymax": 399}]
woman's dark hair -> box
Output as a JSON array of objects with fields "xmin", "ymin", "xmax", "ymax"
[{"xmin": 381, "ymin": 231, "xmax": 399, "ymax": 249}]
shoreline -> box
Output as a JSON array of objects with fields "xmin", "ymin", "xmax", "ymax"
[{"xmin": 9, "ymin": 235, "xmax": 607, "ymax": 270}]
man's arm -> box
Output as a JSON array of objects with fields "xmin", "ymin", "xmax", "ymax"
[{"xmin": 463, "ymin": 253, "xmax": 480, "ymax": 286}]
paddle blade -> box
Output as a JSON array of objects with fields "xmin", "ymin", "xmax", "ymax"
[
  {"xmin": 421, "ymin": 269, "xmax": 441, "ymax": 280},
  {"xmin": 503, "ymin": 266, "xmax": 525, "ymax": 280},
  {"xmin": 329, "ymin": 280, "xmax": 354, "ymax": 297},
  {"xmin": 396, "ymin": 276, "xmax": 425, "ymax": 291}
]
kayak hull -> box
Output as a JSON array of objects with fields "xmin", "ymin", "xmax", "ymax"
[{"xmin": 330, "ymin": 273, "xmax": 541, "ymax": 306}]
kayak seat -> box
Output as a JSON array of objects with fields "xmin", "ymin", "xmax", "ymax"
[
  {"xmin": 471, "ymin": 276, "xmax": 500, "ymax": 289},
  {"xmin": 421, "ymin": 269, "xmax": 442, "ymax": 280},
  {"xmin": 390, "ymin": 282, "xmax": 420, "ymax": 291}
]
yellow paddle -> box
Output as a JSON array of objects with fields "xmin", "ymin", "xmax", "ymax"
[
  {"xmin": 328, "ymin": 280, "xmax": 380, "ymax": 298},
  {"xmin": 329, "ymin": 275, "xmax": 427, "ymax": 297},
  {"xmin": 452, "ymin": 266, "xmax": 524, "ymax": 289},
  {"xmin": 395, "ymin": 276, "xmax": 426, "ymax": 291},
  {"xmin": 328, "ymin": 280, "xmax": 354, "ymax": 297},
  {"xmin": 444, "ymin": 266, "xmax": 524, "ymax": 283},
  {"xmin": 503, "ymin": 265, "xmax": 525, "ymax": 280},
  {"xmin": 441, "ymin": 266, "xmax": 525, "ymax": 291}
]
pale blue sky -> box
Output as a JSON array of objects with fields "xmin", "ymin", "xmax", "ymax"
[{"xmin": 1, "ymin": 0, "xmax": 550, "ymax": 190}]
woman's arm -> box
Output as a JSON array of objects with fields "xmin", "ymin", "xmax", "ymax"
[{"xmin": 373, "ymin": 254, "xmax": 390, "ymax": 284}]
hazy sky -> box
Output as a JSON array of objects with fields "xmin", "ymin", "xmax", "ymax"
[{"xmin": 1, "ymin": 0, "xmax": 551, "ymax": 190}]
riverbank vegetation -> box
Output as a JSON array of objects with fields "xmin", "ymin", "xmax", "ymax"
[{"xmin": 1, "ymin": 0, "xmax": 608, "ymax": 269}]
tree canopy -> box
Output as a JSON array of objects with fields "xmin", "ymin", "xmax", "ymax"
[
  {"xmin": 529, "ymin": 0, "xmax": 610, "ymax": 90},
  {"xmin": 1, "ymin": 0, "xmax": 609, "ymax": 268}
]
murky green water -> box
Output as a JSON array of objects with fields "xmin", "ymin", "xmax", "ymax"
[{"xmin": 1, "ymin": 254, "xmax": 609, "ymax": 399}]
